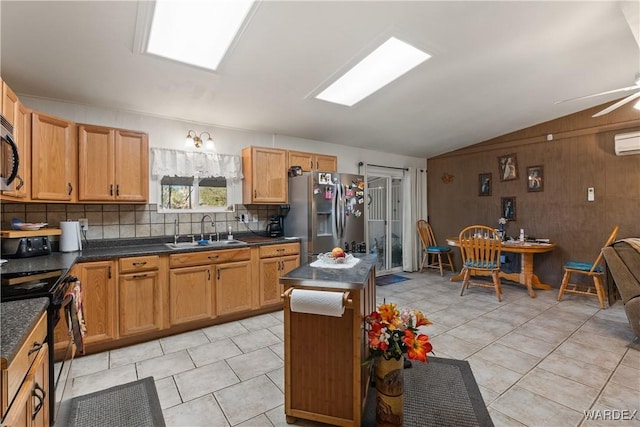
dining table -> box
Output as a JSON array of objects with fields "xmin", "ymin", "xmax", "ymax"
[{"xmin": 446, "ymin": 237, "xmax": 556, "ymax": 298}]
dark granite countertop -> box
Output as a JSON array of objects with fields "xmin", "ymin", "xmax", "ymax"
[
  {"xmin": 280, "ymin": 254, "xmax": 377, "ymax": 290},
  {"xmin": 0, "ymin": 234, "xmax": 300, "ymax": 276},
  {"xmin": 1, "ymin": 298, "xmax": 49, "ymax": 369}
]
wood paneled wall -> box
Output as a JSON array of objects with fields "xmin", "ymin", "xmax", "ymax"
[{"xmin": 427, "ymin": 101, "xmax": 640, "ymax": 288}]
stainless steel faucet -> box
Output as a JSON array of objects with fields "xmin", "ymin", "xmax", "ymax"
[{"xmin": 200, "ymin": 215, "xmax": 216, "ymax": 241}]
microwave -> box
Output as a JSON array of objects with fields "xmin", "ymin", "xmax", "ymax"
[{"xmin": 1, "ymin": 114, "xmax": 20, "ymax": 190}]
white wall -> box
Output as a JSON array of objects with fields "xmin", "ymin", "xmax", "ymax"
[{"xmin": 20, "ymin": 96, "xmax": 427, "ymax": 204}]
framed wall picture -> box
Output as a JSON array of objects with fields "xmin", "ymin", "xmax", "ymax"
[
  {"xmin": 479, "ymin": 173, "xmax": 492, "ymax": 196},
  {"xmin": 501, "ymin": 196, "xmax": 516, "ymax": 221},
  {"xmin": 527, "ymin": 165, "xmax": 543, "ymax": 192},
  {"xmin": 498, "ymin": 154, "xmax": 518, "ymax": 181}
]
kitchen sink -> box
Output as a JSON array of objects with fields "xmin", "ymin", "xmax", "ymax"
[{"xmin": 164, "ymin": 240, "xmax": 248, "ymax": 249}]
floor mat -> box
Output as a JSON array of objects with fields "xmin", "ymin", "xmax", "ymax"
[
  {"xmin": 68, "ymin": 377, "xmax": 165, "ymax": 427},
  {"xmin": 376, "ymin": 274, "xmax": 410, "ymax": 286},
  {"xmin": 363, "ymin": 356, "xmax": 493, "ymax": 427}
]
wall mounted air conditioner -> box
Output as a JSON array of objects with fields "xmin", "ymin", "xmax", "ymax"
[{"xmin": 614, "ymin": 131, "xmax": 640, "ymax": 156}]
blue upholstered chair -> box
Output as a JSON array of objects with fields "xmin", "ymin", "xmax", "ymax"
[
  {"xmin": 417, "ymin": 220, "xmax": 454, "ymax": 276},
  {"xmin": 557, "ymin": 225, "xmax": 619, "ymax": 309},
  {"xmin": 458, "ymin": 225, "xmax": 503, "ymax": 301}
]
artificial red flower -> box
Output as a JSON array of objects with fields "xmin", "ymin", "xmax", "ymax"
[
  {"xmin": 414, "ymin": 311, "xmax": 433, "ymax": 328},
  {"xmin": 403, "ymin": 330, "xmax": 432, "ymax": 363}
]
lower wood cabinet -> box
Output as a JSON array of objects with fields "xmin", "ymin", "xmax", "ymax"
[
  {"xmin": 169, "ymin": 265, "xmax": 213, "ymax": 325},
  {"xmin": 118, "ymin": 255, "xmax": 164, "ymax": 337},
  {"xmin": 215, "ymin": 260, "xmax": 252, "ymax": 316},
  {"xmin": 1, "ymin": 312, "xmax": 49, "ymax": 427},
  {"xmin": 259, "ymin": 243, "xmax": 300, "ymax": 307},
  {"xmin": 72, "ymin": 261, "xmax": 117, "ymax": 345}
]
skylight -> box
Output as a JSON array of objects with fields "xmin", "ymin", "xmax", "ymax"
[
  {"xmin": 146, "ymin": 0, "xmax": 254, "ymax": 71},
  {"xmin": 315, "ymin": 37, "xmax": 431, "ymax": 107}
]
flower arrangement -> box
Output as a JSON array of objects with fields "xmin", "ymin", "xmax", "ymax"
[
  {"xmin": 498, "ymin": 217, "xmax": 507, "ymax": 226},
  {"xmin": 365, "ymin": 302, "xmax": 433, "ymax": 363}
]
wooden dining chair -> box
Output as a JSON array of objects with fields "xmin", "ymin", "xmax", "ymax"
[
  {"xmin": 417, "ymin": 220, "xmax": 455, "ymax": 276},
  {"xmin": 557, "ymin": 225, "xmax": 619, "ymax": 309},
  {"xmin": 458, "ymin": 225, "xmax": 503, "ymax": 301}
]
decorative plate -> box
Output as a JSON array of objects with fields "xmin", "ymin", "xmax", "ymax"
[
  {"xmin": 318, "ymin": 252, "xmax": 354, "ymax": 264},
  {"xmin": 16, "ymin": 222, "xmax": 48, "ymax": 231}
]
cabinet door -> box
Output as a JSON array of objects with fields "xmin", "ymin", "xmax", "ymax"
[
  {"xmin": 31, "ymin": 112, "xmax": 77, "ymax": 201},
  {"xmin": 215, "ymin": 260, "xmax": 252, "ymax": 316},
  {"xmin": 2, "ymin": 102, "xmax": 30, "ymax": 199},
  {"xmin": 242, "ymin": 147, "xmax": 287, "ymax": 204},
  {"xmin": 169, "ymin": 266, "xmax": 213, "ymax": 325},
  {"xmin": 259, "ymin": 257, "xmax": 281, "ymax": 307},
  {"xmin": 75, "ymin": 261, "xmax": 118, "ymax": 345},
  {"xmin": 2, "ymin": 374, "xmax": 30, "ymax": 427},
  {"xmin": 2, "ymin": 81, "xmax": 18, "ymax": 126},
  {"xmin": 30, "ymin": 345, "xmax": 49, "ymax": 427},
  {"xmin": 288, "ymin": 151, "xmax": 314, "ymax": 172},
  {"xmin": 119, "ymin": 270, "xmax": 162, "ymax": 336},
  {"xmin": 78, "ymin": 125, "xmax": 115, "ymax": 201},
  {"xmin": 315, "ymin": 154, "xmax": 337, "ymax": 173},
  {"xmin": 114, "ymin": 130, "xmax": 148, "ymax": 202}
]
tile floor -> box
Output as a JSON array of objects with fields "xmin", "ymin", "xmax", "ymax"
[{"xmin": 65, "ymin": 272, "xmax": 640, "ymax": 426}]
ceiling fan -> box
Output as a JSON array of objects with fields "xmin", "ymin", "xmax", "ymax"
[{"xmin": 554, "ymin": 73, "xmax": 640, "ymax": 118}]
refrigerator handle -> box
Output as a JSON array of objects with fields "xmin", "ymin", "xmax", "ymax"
[
  {"xmin": 333, "ymin": 183, "xmax": 340, "ymax": 238},
  {"xmin": 340, "ymin": 185, "xmax": 346, "ymax": 237}
]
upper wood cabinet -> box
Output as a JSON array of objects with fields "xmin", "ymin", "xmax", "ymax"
[
  {"xmin": 78, "ymin": 124, "xmax": 148, "ymax": 202},
  {"xmin": 242, "ymin": 146, "xmax": 288, "ymax": 204},
  {"xmin": 288, "ymin": 150, "xmax": 337, "ymax": 173},
  {"xmin": 2, "ymin": 80, "xmax": 18, "ymax": 126},
  {"xmin": 31, "ymin": 112, "xmax": 77, "ymax": 202}
]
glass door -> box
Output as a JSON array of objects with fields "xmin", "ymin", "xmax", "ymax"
[{"xmin": 366, "ymin": 171, "xmax": 403, "ymax": 274}]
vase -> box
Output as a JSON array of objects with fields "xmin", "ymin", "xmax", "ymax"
[{"xmin": 374, "ymin": 356, "xmax": 404, "ymax": 427}]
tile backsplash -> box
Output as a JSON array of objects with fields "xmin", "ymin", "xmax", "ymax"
[{"xmin": 0, "ymin": 203, "xmax": 280, "ymax": 241}]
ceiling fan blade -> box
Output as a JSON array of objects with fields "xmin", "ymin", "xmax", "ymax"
[
  {"xmin": 592, "ymin": 91, "xmax": 640, "ymax": 117},
  {"xmin": 554, "ymin": 85, "xmax": 640, "ymax": 104}
]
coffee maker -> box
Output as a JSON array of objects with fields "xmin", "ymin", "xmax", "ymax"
[{"xmin": 266, "ymin": 205, "xmax": 290, "ymax": 237}]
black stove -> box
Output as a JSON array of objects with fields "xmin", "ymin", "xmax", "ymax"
[{"xmin": 1, "ymin": 268, "xmax": 78, "ymax": 426}]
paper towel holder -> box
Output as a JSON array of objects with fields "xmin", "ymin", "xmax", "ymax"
[{"xmin": 282, "ymin": 288, "xmax": 353, "ymax": 309}]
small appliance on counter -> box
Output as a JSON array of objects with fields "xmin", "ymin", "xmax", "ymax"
[
  {"xmin": 1, "ymin": 236, "xmax": 52, "ymax": 258},
  {"xmin": 60, "ymin": 220, "xmax": 83, "ymax": 252},
  {"xmin": 266, "ymin": 216, "xmax": 284, "ymax": 237}
]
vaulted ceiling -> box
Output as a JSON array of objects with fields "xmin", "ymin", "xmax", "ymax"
[{"xmin": 1, "ymin": 1, "xmax": 638, "ymax": 158}]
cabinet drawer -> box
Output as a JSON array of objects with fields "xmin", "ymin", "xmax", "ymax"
[
  {"xmin": 119, "ymin": 255, "xmax": 160, "ymax": 273},
  {"xmin": 259, "ymin": 243, "xmax": 300, "ymax": 258},
  {"xmin": 170, "ymin": 247, "xmax": 251, "ymax": 268},
  {"xmin": 2, "ymin": 312, "xmax": 47, "ymax": 416}
]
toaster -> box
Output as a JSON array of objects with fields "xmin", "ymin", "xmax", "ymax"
[{"xmin": 1, "ymin": 236, "xmax": 52, "ymax": 258}]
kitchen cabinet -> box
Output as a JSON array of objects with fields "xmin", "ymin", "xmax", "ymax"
[
  {"xmin": 118, "ymin": 255, "xmax": 164, "ymax": 337},
  {"xmin": 78, "ymin": 125, "xmax": 148, "ymax": 202},
  {"xmin": 169, "ymin": 247, "xmax": 252, "ymax": 323},
  {"xmin": 71, "ymin": 261, "xmax": 118, "ymax": 345},
  {"xmin": 288, "ymin": 150, "xmax": 337, "ymax": 173},
  {"xmin": 258, "ymin": 243, "xmax": 300, "ymax": 307},
  {"xmin": 31, "ymin": 112, "xmax": 77, "ymax": 202},
  {"xmin": 242, "ymin": 146, "xmax": 288, "ymax": 204},
  {"xmin": 2, "ymin": 80, "xmax": 18, "ymax": 126},
  {"xmin": 1, "ymin": 312, "xmax": 49, "ymax": 427},
  {"xmin": 215, "ymin": 260, "xmax": 252, "ymax": 316}
]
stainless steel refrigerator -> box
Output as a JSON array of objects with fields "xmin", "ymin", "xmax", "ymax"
[{"xmin": 285, "ymin": 172, "xmax": 366, "ymax": 263}]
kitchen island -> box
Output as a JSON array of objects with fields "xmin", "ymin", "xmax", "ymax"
[{"xmin": 280, "ymin": 254, "xmax": 376, "ymax": 427}]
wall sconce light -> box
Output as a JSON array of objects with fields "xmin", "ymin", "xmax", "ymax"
[{"xmin": 185, "ymin": 130, "xmax": 215, "ymax": 150}]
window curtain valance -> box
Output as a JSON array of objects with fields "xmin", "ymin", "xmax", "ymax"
[{"xmin": 151, "ymin": 148, "xmax": 243, "ymax": 182}]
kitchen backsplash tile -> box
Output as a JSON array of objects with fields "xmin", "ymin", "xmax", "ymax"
[{"xmin": 0, "ymin": 203, "xmax": 279, "ymax": 241}]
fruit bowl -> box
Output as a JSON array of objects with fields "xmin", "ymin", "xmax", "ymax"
[{"xmin": 318, "ymin": 252, "xmax": 353, "ymax": 264}]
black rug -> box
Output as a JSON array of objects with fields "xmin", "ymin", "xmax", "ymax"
[
  {"xmin": 68, "ymin": 377, "xmax": 165, "ymax": 427},
  {"xmin": 376, "ymin": 274, "xmax": 410, "ymax": 286},
  {"xmin": 363, "ymin": 357, "xmax": 493, "ymax": 427}
]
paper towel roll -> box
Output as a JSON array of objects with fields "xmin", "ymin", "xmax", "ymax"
[
  {"xmin": 60, "ymin": 221, "xmax": 82, "ymax": 252},
  {"xmin": 290, "ymin": 289, "xmax": 345, "ymax": 317}
]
